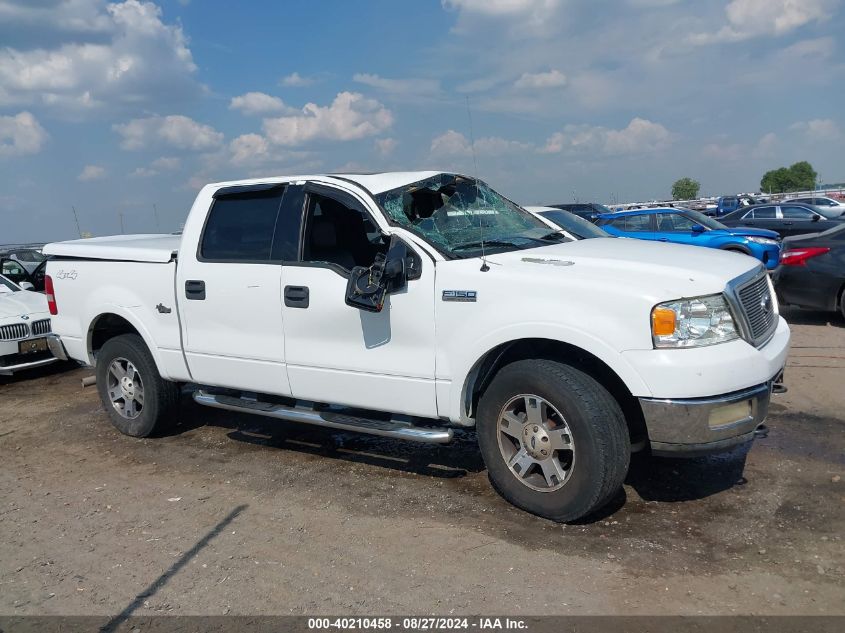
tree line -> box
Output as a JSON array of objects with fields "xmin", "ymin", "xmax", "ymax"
[{"xmin": 670, "ymin": 161, "xmax": 818, "ymax": 200}]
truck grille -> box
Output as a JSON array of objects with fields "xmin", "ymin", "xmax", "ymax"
[
  {"xmin": 0, "ymin": 323, "xmax": 29, "ymax": 341},
  {"xmin": 735, "ymin": 273, "xmax": 777, "ymax": 345},
  {"xmin": 31, "ymin": 319, "xmax": 51, "ymax": 336}
]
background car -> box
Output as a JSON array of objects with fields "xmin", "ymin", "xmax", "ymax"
[
  {"xmin": 542, "ymin": 202, "xmax": 612, "ymax": 221},
  {"xmin": 0, "ymin": 273, "xmax": 56, "ymax": 375},
  {"xmin": 0, "ymin": 255, "xmax": 48, "ymax": 291},
  {"xmin": 720, "ymin": 202, "xmax": 845, "ymax": 238},
  {"xmin": 1, "ymin": 247, "xmax": 46, "ymax": 274},
  {"xmin": 784, "ymin": 195, "xmax": 845, "ymax": 211},
  {"xmin": 595, "ymin": 207, "xmax": 781, "ymax": 269},
  {"xmin": 524, "ymin": 206, "xmax": 612, "ymax": 240},
  {"xmin": 773, "ymin": 224, "xmax": 845, "ymax": 319}
]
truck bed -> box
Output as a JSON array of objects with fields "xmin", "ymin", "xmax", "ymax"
[{"xmin": 43, "ymin": 234, "xmax": 180, "ymax": 263}]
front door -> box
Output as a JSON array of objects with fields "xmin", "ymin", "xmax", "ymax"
[{"xmin": 280, "ymin": 183, "xmax": 438, "ymax": 418}]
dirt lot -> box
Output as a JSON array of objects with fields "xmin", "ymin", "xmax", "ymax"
[{"xmin": 1, "ymin": 308, "xmax": 843, "ymax": 616}]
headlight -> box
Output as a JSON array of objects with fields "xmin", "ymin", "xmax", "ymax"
[
  {"xmin": 651, "ymin": 294, "xmax": 739, "ymax": 348},
  {"xmin": 746, "ymin": 236, "xmax": 778, "ymax": 245}
]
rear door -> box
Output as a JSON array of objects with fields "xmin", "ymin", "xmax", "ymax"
[
  {"xmin": 740, "ymin": 206, "xmax": 779, "ymax": 233},
  {"xmin": 176, "ymin": 183, "xmax": 301, "ymax": 394}
]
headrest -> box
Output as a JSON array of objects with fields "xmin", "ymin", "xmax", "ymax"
[{"xmin": 311, "ymin": 219, "xmax": 337, "ymax": 249}]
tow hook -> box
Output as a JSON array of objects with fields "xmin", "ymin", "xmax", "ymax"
[{"xmin": 754, "ymin": 423, "xmax": 769, "ymax": 439}]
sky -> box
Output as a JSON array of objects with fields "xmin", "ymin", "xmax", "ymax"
[{"xmin": 1, "ymin": 0, "xmax": 843, "ymax": 242}]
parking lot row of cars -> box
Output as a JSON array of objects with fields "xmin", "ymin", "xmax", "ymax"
[{"xmin": 529, "ymin": 198, "xmax": 845, "ymax": 320}]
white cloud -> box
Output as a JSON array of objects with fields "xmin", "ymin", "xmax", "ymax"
[
  {"xmin": 790, "ymin": 119, "xmax": 842, "ymax": 141},
  {"xmin": 430, "ymin": 130, "xmax": 530, "ymax": 156},
  {"xmin": 702, "ymin": 132, "xmax": 777, "ymax": 161},
  {"xmin": 690, "ymin": 0, "xmax": 837, "ymax": 44},
  {"xmin": 0, "ymin": 111, "xmax": 48, "ymax": 157},
  {"xmin": 152, "ymin": 156, "xmax": 181, "ymax": 171},
  {"xmin": 130, "ymin": 155, "xmax": 181, "ymax": 177},
  {"xmin": 442, "ymin": 0, "xmax": 562, "ymax": 17},
  {"xmin": 541, "ymin": 118, "xmax": 673, "ymax": 155},
  {"xmin": 514, "ymin": 69, "xmax": 567, "ymax": 89},
  {"xmin": 262, "ymin": 92, "xmax": 393, "ymax": 146},
  {"xmin": 229, "ymin": 133, "xmax": 270, "ymax": 166},
  {"xmin": 113, "ymin": 115, "xmax": 224, "ymax": 151},
  {"xmin": 229, "ymin": 92, "xmax": 296, "ymax": 115},
  {"xmin": 0, "ymin": 0, "xmax": 201, "ymax": 111},
  {"xmin": 374, "ymin": 137, "xmax": 398, "ymax": 156},
  {"xmin": 627, "ymin": 0, "xmax": 680, "ymax": 7},
  {"xmin": 78, "ymin": 164, "xmax": 105, "ymax": 181},
  {"xmin": 353, "ymin": 73, "xmax": 441, "ymax": 96},
  {"xmin": 280, "ymin": 72, "xmax": 316, "ymax": 87},
  {"xmin": 442, "ymin": 0, "xmax": 564, "ymax": 36}
]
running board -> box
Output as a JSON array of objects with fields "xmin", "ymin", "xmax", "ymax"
[{"xmin": 192, "ymin": 390, "xmax": 453, "ymax": 444}]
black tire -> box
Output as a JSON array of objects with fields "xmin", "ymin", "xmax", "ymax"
[
  {"xmin": 477, "ymin": 359, "xmax": 630, "ymax": 522},
  {"xmin": 722, "ymin": 246, "xmax": 749, "ymax": 255},
  {"xmin": 95, "ymin": 334, "xmax": 179, "ymax": 437},
  {"xmin": 839, "ymin": 286, "xmax": 845, "ymax": 322}
]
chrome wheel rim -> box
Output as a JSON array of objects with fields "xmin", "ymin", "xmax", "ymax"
[
  {"xmin": 106, "ymin": 357, "xmax": 144, "ymax": 420},
  {"xmin": 497, "ymin": 394, "xmax": 575, "ymax": 492}
]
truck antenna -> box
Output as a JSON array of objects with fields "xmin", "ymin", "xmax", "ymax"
[
  {"xmin": 465, "ymin": 96, "xmax": 488, "ymax": 272},
  {"xmin": 71, "ymin": 205, "xmax": 82, "ymax": 238},
  {"xmin": 153, "ymin": 203, "xmax": 160, "ymax": 232}
]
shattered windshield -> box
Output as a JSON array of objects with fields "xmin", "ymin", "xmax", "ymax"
[{"xmin": 374, "ymin": 174, "xmax": 559, "ymax": 258}]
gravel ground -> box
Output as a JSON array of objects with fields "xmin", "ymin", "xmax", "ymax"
[{"xmin": 0, "ymin": 308, "xmax": 842, "ymax": 616}]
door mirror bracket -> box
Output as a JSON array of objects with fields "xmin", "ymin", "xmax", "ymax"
[{"xmin": 344, "ymin": 236, "xmax": 411, "ymax": 313}]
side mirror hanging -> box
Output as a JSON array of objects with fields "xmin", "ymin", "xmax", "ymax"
[{"xmin": 344, "ymin": 236, "xmax": 410, "ymax": 313}]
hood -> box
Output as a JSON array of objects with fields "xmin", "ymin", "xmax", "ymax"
[
  {"xmin": 712, "ymin": 227, "xmax": 780, "ymax": 239},
  {"xmin": 482, "ymin": 237, "xmax": 760, "ymax": 301},
  {"xmin": 0, "ymin": 289, "xmax": 50, "ymax": 320}
]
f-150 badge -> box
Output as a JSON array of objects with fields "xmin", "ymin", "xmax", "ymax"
[{"xmin": 442, "ymin": 290, "xmax": 477, "ymax": 302}]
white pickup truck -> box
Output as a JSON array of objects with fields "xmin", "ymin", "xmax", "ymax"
[{"xmin": 44, "ymin": 171, "xmax": 789, "ymax": 521}]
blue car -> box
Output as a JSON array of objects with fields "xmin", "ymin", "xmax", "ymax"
[{"xmin": 595, "ymin": 207, "xmax": 781, "ymax": 270}]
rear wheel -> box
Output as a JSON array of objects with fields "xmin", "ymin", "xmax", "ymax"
[
  {"xmin": 476, "ymin": 359, "xmax": 630, "ymax": 522},
  {"xmin": 96, "ymin": 334, "xmax": 179, "ymax": 437}
]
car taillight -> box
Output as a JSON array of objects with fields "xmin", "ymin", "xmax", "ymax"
[
  {"xmin": 780, "ymin": 247, "xmax": 831, "ymax": 267},
  {"xmin": 45, "ymin": 274, "xmax": 58, "ymax": 315}
]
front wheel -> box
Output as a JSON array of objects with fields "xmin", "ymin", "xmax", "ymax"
[
  {"xmin": 477, "ymin": 360, "xmax": 630, "ymax": 522},
  {"xmin": 95, "ymin": 334, "xmax": 179, "ymax": 437}
]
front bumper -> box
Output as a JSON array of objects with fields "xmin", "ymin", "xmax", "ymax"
[
  {"xmin": 640, "ymin": 374, "xmax": 780, "ymax": 456},
  {"xmin": 0, "ymin": 352, "xmax": 58, "ymax": 375}
]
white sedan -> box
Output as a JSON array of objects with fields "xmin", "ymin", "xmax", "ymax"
[
  {"xmin": 523, "ymin": 206, "xmax": 612, "ymax": 240},
  {"xmin": 0, "ymin": 273, "xmax": 57, "ymax": 375}
]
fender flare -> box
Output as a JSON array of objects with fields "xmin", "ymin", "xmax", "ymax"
[
  {"xmin": 446, "ymin": 323, "xmax": 652, "ymax": 423},
  {"xmin": 85, "ymin": 305, "xmax": 167, "ymax": 376}
]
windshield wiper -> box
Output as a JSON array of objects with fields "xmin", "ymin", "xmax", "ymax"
[
  {"xmin": 452, "ymin": 239, "xmax": 527, "ymax": 251},
  {"xmin": 452, "ymin": 233, "xmax": 567, "ymax": 252},
  {"xmin": 537, "ymin": 231, "xmax": 568, "ymax": 242}
]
